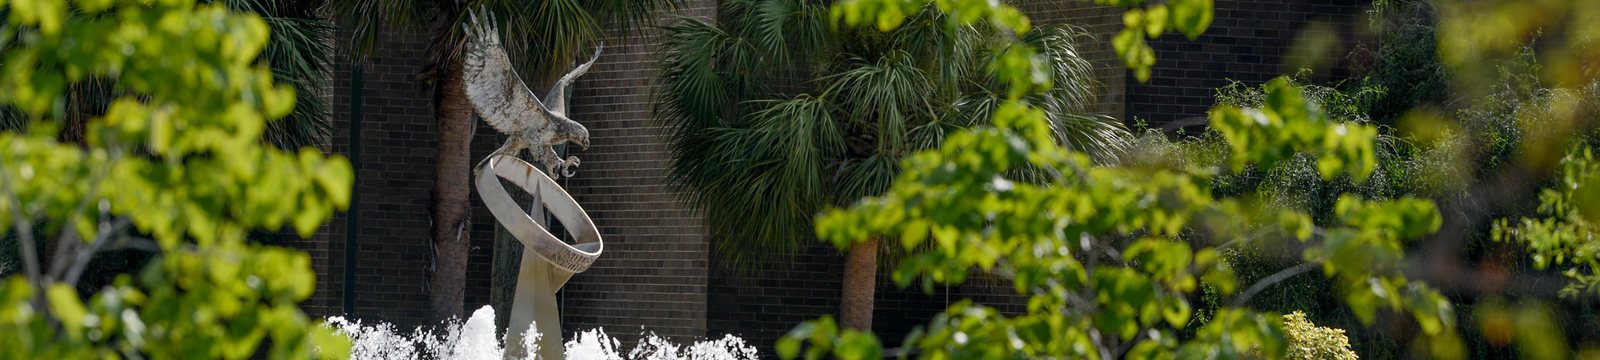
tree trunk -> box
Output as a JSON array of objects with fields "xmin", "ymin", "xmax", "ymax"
[
  {"xmin": 429, "ymin": 62, "xmax": 475, "ymax": 322},
  {"xmin": 840, "ymin": 237, "xmax": 878, "ymax": 330},
  {"xmin": 489, "ymin": 181, "xmax": 529, "ymax": 331}
]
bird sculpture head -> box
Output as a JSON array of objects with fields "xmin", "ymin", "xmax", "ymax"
[{"xmin": 550, "ymin": 112, "xmax": 591, "ymax": 150}]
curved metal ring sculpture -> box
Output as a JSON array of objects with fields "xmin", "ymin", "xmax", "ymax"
[
  {"xmin": 476, "ymin": 153, "xmax": 602, "ymax": 360},
  {"xmin": 477, "ymin": 153, "xmax": 603, "ymax": 271}
]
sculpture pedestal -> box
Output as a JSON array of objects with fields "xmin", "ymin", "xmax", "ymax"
[
  {"xmin": 504, "ymin": 250, "xmax": 568, "ymax": 360},
  {"xmin": 476, "ymin": 154, "xmax": 603, "ymax": 360}
]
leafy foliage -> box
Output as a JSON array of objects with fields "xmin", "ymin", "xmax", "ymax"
[
  {"xmin": 1494, "ymin": 148, "xmax": 1600, "ymax": 298},
  {"xmin": 770, "ymin": 1, "xmax": 1479, "ymax": 360},
  {"xmin": 1191, "ymin": 77, "xmax": 1445, "ymax": 224},
  {"xmin": 1279, "ymin": 311, "xmax": 1357, "ymax": 360},
  {"xmin": 657, "ymin": 0, "xmax": 1126, "ymax": 266},
  {"xmin": 1210, "ymin": 79, "xmax": 1380, "ymax": 182},
  {"xmin": 0, "ymin": 0, "xmax": 334, "ymax": 151},
  {"xmin": 1356, "ymin": 0, "xmax": 1447, "ymax": 128},
  {"xmin": 0, "ymin": 0, "xmax": 353, "ymax": 358},
  {"xmin": 830, "ymin": 0, "xmax": 1212, "ymax": 82},
  {"xmin": 794, "ymin": 0, "xmax": 1600, "ymax": 359},
  {"xmin": 230, "ymin": 0, "xmax": 336, "ymax": 151},
  {"xmin": 1132, "ymin": 77, "xmax": 1473, "ymax": 359},
  {"xmin": 783, "ymin": 48, "xmax": 1455, "ymax": 360}
]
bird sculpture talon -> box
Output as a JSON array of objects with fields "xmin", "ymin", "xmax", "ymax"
[
  {"xmin": 561, "ymin": 156, "xmax": 581, "ymax": 178},
  {"xmin": 546, "ymin": 159, "xmax": 565, "ymax": 180}
]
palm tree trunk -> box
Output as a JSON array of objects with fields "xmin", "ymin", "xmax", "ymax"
[
  {"xmin": 489, "ymin": 183, "xmax": 532, "ymax": 330},
  {"xmin": 840, "ymin": 237, "xmax": 878, "ymax": 330},
  {"xmin": 429, "ymin": 62, "xmax": 475, "ymax": 321}
]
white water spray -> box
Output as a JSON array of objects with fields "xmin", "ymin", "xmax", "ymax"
[{"xmin": 326, "ymin": 306, "xmax": 758, "ymax": 360}]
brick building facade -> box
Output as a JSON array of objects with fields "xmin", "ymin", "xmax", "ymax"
[
  {"xmin": 294, "ymin": 0, "xmax": 1368, "ymax": 353},
  {"xmin": 1127, "ymin": 0, "xmax": 1364, "ymax": 129}
]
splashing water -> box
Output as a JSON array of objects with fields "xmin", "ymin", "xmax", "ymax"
[{"xmin": 326, "ymin": 306, "xmax": 758, "ymax": 360}]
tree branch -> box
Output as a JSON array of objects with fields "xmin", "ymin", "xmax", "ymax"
[
  {"xmin": 98, "ymin": 236, "xmax": 160, "ymax": 253},
  {"xmin": 1215, "ymin": 227, "xmax": 1279, "ymax": 252},
  {"xmin": 1230, "ymin": 261, "xmax": 1320, "ymax": 308},
  {"xmin": 47, "ymin": 163, "xmax": 110, "ymax": 281},
  {"xmin": 0, "ymin": 156, "xmax": 42, "ymax": 291},
  {"xmin": 1115, "ymin": 326, "xmax": 1152, "ymax": 358},
  {"xmin": 1089, "ymin": 328, "xmax": 1113, "ymax": 360},
  {"xmin": 62, "ymin": 217, "xmax": 132, "ymax": 286},
  {"xmin": 45, "ymin": 230, "xmax": 82, "ymax": 281}
]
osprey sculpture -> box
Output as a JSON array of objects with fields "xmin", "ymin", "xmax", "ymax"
[
  {"xmin": 462, "ymin": 8, "xmax": 600, "ymax": 179},
  {"xmin": 461, "ymin": 8, "xmax": 608, "ymax": 360}
]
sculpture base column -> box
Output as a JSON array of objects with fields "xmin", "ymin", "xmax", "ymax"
[{"xmin": 504, "ymin": 250, "xmax": 572, "ymax": 360}]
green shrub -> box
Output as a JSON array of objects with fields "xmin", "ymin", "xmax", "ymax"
[
  {"xmin": 1359, "ymin": 0, "xmax": 1447, "ymax": 127},
  {"xmin": 1282, "ymin": 311, "xmax": 1359, "ymax": 360}
]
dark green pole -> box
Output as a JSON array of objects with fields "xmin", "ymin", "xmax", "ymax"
[{"xmin": 343, "ymin": 64, "xmax": 363, "ymax": 316}]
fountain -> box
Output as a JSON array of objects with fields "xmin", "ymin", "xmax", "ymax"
[{"xmin": 326, "ymin": 306, "xmax": 759, "ymax": 360}]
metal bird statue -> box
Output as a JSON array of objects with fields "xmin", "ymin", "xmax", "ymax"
[{"xmin": 462, "ymin": 7, "xmax": 601, "ymax": 179}]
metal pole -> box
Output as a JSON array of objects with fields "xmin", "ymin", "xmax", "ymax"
[{"xmin": 343, "ymin": 63, "xmax": 363, "ymax": 316}]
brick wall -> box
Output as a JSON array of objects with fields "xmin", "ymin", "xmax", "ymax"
[
  {"xmin": 548, "ymin": 0, "xmax": 716, "ymax": 345},
  {"xmin": 1128, "ymin": 0, "xmax": 1366, "ymax": 129},
  {"xmin": 285, "ymin": 224, "xmax": 340, "ymax": 318},
  {"xmin": 308, "ymin": 29, "xmax": 440, "ymax": 330},
  {"xmin": 706, "ymin": 243, "xmax": 959, "ymax": 355}
]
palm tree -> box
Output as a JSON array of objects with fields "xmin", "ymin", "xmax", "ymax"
[
  {"xmin": 326, "ymin": 0, "xmax": 674, "ymax": 320},
  {"xmin": 657, "ymin": 0, "xmax": 1130, "ymax": 330}
]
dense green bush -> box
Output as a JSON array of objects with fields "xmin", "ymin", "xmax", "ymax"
[
  {"xmin": 1125, "ymin": 77, "xmax": 1443, "ymax": 357},
  {"xmin": 1281, "ymin": 311, "xmax": 1359, "ymax": 360},
  {"xmin": 1357, "ymin": 0, "xmax": 1448, "ymax": 128}
]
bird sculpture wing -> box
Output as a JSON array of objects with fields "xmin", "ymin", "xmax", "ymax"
[
  {"xmin": 544, "ymin": 43, "xmax": 603, "ymax": 115},
  {"xmin": 462, "ymin": 7, "xmax": 548, "ymax": 136}
]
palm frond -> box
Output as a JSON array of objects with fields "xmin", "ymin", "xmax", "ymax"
[
  {"xmin": 1021, "ymin": 25, "xmax": 1131, "ymax": 163},
  {"xmin": 1023, "ymin": 25, "xmax": 1098, "ymax": 112},
  {"xmin": 824, "ymin": 50, "xmax": 932, "ymax": 153},
  {"xmin": 0, "ymin": 105, "xmax": 27, "ymax": 133},
  {"xmin": 658, "ymin": 17, "xmax": 770, "ymax": 130},
  {"xmin": 834, "ymin": 151, "xmax": 897, "ymax": 206},
  {"xmin": 675, "ymin": 96, "xmax": 842, "ymax": 266},
  {"xmin": 324, "ymin": 0, "xmax": 427, "ymax": 61},
  {"xmin": 1048, "ymin": 112, "xmax": 1132, "ymax": 162},
  {"xmin": 236, "ymin": 0, "xmax": 335, "ymax": 150}
]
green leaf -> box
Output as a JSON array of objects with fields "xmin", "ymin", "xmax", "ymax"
[
  {"xmin": 1143, "ymin": 5, "xmax": 1169, "ymax": 38},
  {"xmin": 1168, "ymin": 0, "xmax": 1213, "ymax": 39},
  {"xmin": 776, "ymin": 337, "xmax": 802, "ymax": 360},
  {"xmin": 47, "ymin": 284, "xmax": 87, "ymax": 332},
  {"xmin": 1279, "ymin": 210, "xmax": 1314, "ymax": 241},
  {"xmin": 1163, "ymin": 297, "xmax": 1191, "ymax": 328}
]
